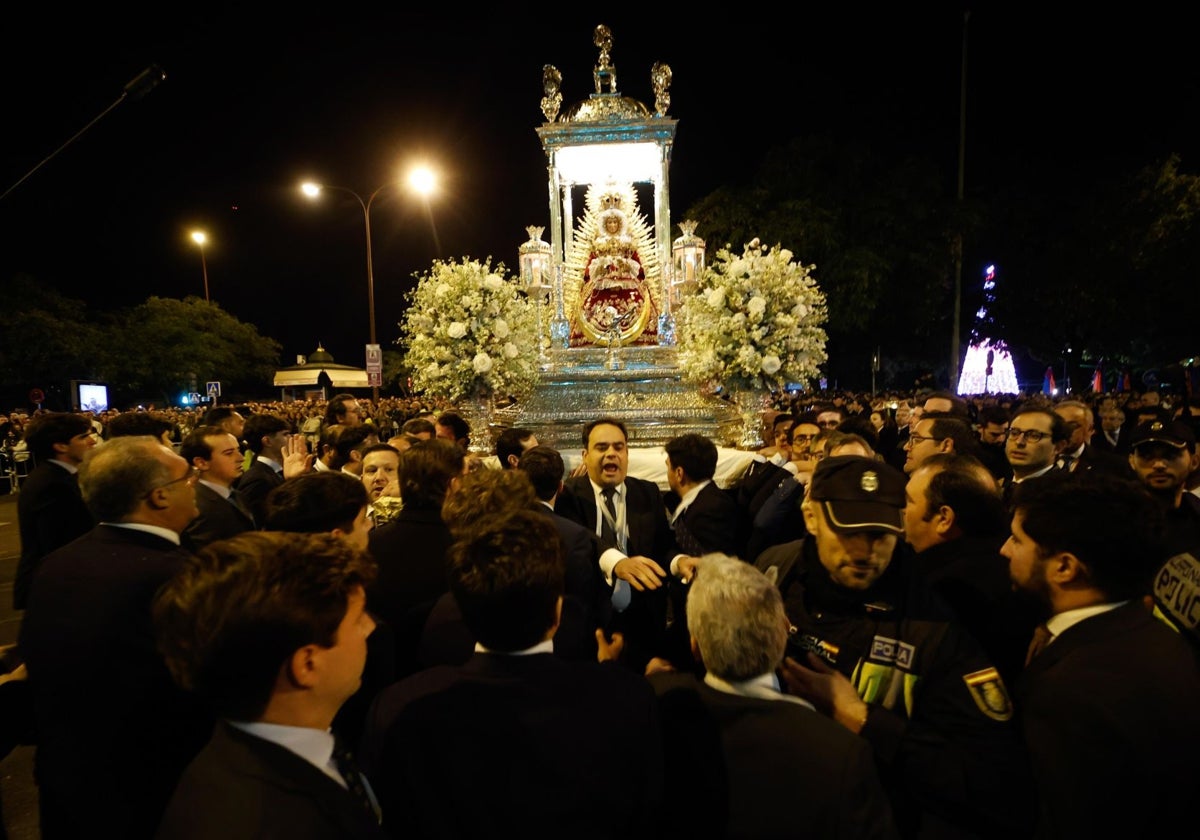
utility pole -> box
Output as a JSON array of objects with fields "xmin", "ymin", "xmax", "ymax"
[{"xmin": 950, "ymin": 10, "xmax": 969, "ymax": 389}]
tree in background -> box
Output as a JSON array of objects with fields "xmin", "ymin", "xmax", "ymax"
[
  {"xmin": 107, "ymin": 296, "xmax": 282, "ymax": 404},
  {"xmin": 684, "ymin": 135, "xmax": 975, "ymax": 389}
]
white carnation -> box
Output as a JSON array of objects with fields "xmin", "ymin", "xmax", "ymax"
[
  {"xmin": 747, "ymin": 296, "xmax": 767, "ymax": 316},
  {"xmin": 493, "ymin": 319, "xmax": 510, "ymax": 339},
  {"xmin": 447, "ymin": 322, "xmax": 467, "ymax": 339},
  {"xmin": 792, "ymin": 303, "xmax": 808, "ymax": 319},
  {"xmin": 472, "ymin": 352, "xmax": 493, "ymax": 374}
]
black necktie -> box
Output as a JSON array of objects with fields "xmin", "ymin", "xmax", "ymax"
[
  {"xmin": 332, "ymin": 738, "xmax": 380, "ymax": 822},
  {"xmin": 600, "ymin": 487, "xmax": 618, "ymax": 549}
]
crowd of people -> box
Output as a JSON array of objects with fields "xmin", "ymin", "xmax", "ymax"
[{"xmin": 4, "ymin": 385, "xmax": 1200, "ymax": 838}]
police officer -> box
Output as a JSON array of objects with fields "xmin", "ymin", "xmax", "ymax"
[{"xmin": 757, "ymin": 455, "xmax": 1033, "ymax": 839}]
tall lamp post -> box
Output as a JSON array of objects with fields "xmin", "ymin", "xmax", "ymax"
[
  {"xmin": 190, "ymin": 230, "xmax": 210, "ymax": 302},
  {"xmin": 302, "ymin": 166, "xmax": 438, "ymax": 402}
]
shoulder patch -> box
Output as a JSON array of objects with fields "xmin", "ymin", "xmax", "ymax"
[{"xmin": 963, "ymin": 667, "xmax": 1013, "ymax": 721}]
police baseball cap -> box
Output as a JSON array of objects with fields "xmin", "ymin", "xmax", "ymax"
[
  {"xmin": 808, "ymin": 455, "xmax": 905, "ymax": 535},
  {"xmin": 1130, "ymin": 419, "xmax": 1196, "ymax": 450}
]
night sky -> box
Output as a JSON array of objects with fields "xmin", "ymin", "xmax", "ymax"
[{"xmin": 2, "ymin": 8, "xmax": 1196, "ymax": 375}]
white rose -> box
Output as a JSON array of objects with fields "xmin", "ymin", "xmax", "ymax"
[
  {"xmin": 472, "ymin": 352, "xmax": 493, "ymax": 374},
  {"xmin": 435, "ymin": 283, "xmax": 451, "ymax": 297},
  {"xmin": 493, "ymin": 319, "xmax": 510, "ymax": 339},
  {"xmin": 731, "ymin": 312, "xmax": 746, "ymax": 327},
  {"xmin": 503, "ymin": 342, "xmax": 519, "ymax": 359},
  {"xmin": 447, "ymin": 322, "xmax": 467, "ymax": 339},
  {"xmin": 792, "ymin": 303, "xmax": 809, "ymax": 319},
  {"xmin": 761, "ymin": 355, "xmax": 782, "ymax": 375},
  {"xmin": 747, "ymin": 296, "xmax": 767, "ymax": 316},
  {"xmin": 483, "ymin": 274, "xmax": 505, "ymax": 291},
  {"xmin": 707, "ymin": 288, "xmax": 726, "ymax": 308}
]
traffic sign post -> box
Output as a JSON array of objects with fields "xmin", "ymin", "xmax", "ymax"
[
  {"xmin": 366, "ymin": 344, "xmax": 383, "ymax": 390},
  {"xmin": 206, "ymin": 381, "xmax": 221, "ymax": 404}
]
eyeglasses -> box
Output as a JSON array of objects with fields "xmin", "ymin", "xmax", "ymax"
[
  {"xmin": 154, "ymin": 466, "xmax": 200, "ymax": 493},
  {"xmin": 907, "ymin": 434, "xmax": 942, "ymax": 446},
  {"xmin": 792, "ymin": 434, "xmax": 817, "ymax": 442},
  {"xmin": 1008, "ymin": 428, "xmax": 1050, "ymax": 444}
]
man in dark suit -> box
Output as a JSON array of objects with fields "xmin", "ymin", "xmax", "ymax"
[
  {"xmin": 556, "ymin": 417, "xmax": 674, "ymax": 672},
  {"xmin": 518, "ymin": 444, "xmax": 604, "ymax": 658},
  {"xmin": 1005, "ymin": 471, "xmax": 1200, "ymax": 836},
  {"xmin": 367, "ymin": 439, "xmax": 464, "ymax": 678},
  {"xmin": 904, "ymin": 453, "xmax": 1037, "ymax": 686},
  {"xmin": 179, "ymin": 425, "xmax": 255, "ymax": 552},
  {"xmin": 361, "ymin": 510, "xmax": 663, "ymax": 838},
  {"xmin": 13, "ymin": 411, "xmax": 96, "ymax": 610},
  {"xmin": 1053, "ymin": 400, "xmax": 1136, "ymax": 479},
  {"xmin": 660, "ymin": 433, "xmax": 748, "ymax": 667},
  {"xmin": 19, "ymin": 436, "xmax": 212, "ymax": 839},
  {"xmin": 650, "ymin": 554, "xmax": 897, "ymax": 839},
  {"xmin": 154, "ymin": 531, "xmax": 385, "ymax": 838},
  {"xmin": 235, "ymin": 412, "xmax": 291, "ymax": 526},
  {"xmin": 1090, "ymin": 396, "xmax": 1132, "ymax": 455}
]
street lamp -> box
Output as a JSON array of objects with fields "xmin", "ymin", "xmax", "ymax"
[
  {"xmin": 301, "ymin": 167, "xmax": 439, "ymax": 401},
  {"xmin": 407, "ymin": 165, "xmax": 441, "ymax": 256},
  {"xmin": 190, "ymin": 230, "xmax": 210, "ymax": 302}
]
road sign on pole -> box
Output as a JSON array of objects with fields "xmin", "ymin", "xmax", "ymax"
[
  {"xmin": 206, "ymin": 381, "xmax": 221, "ymax": 401},
  {"xmin": 366, "ymin": 344, "xmax": 382, "ymax": 388}
]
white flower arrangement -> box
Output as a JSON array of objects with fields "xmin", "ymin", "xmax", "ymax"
[
  {"xmin": 677, "ymin": 238, "xmax": 828, "ymax": 392},
  {"xmin": 399, "ymin": 257, "xmax": 540, "ymax": 402}
]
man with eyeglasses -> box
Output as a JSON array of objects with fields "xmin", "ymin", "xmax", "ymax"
[
  {"xmin": 902, "ymin": 414, "xmax": 978, "ymax": 475},
  {"xmin": 19, "ymin": 436, "xmax": 212, "ymax": 838},
  {"xmin": 1127, "ymin": 419, "xmax": 1200, "ymax": 658},
  {"xmin": 1002, "ymin": 407, "xmax": 1068, "ymax": 510}
]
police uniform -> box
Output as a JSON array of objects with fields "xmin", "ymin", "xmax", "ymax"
[{"xmin": 757, "ymin": 456, "xmax": 1034, "ymax": 839}]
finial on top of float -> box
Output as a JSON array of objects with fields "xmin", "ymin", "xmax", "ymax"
[{"xmin": 593, "ymin": 25, "xmax": 617, "ymax": 94}]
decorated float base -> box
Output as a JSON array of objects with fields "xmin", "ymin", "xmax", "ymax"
[{"xmin": 495, "ymin": 346, "xmax": 741, "ymax": 451}]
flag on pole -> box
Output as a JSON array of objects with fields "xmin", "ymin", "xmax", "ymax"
[
  {"xmin": 1092, "ymin": 366, "xmax": 1104, "ymax": 393},
  {"xmin": 1043, "ymin": 367, "xmax": 1056, "ymax": 396},
  {"xmin": 1121, "ymin": 371, "xmax": 1132, "ymax": 392}
]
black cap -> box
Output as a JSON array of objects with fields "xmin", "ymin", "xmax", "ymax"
[
  {"xmin": 1130, "ymin": 419, "xmax": 1196, "ymax": 450},
  {"xmin": 809, "ymin": 455, "xmax": 906, "ymax": 534}
]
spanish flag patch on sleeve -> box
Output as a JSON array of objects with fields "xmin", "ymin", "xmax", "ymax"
[{"xmin": 963, "ymin": 667, "xmax": 1014, "ymax": 721}]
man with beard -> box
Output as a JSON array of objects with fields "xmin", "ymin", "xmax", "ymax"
[
  {"xmin": 759, "ymin": 456, "xmax": 1032, "ymax": 838},
  {"xmin": 1001, "ymin": 472, "xmax": 1200, "ymax": 836},
  {"xmin": 1126, "ymin": 419, "xmax": 1200, "ymax": 657}
]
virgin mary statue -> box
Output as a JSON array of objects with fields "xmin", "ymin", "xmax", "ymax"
[{"xmin": 564, "ymin": 182, "xmax": 663, "ymax": 346}]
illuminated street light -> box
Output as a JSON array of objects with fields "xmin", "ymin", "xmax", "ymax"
[
  {"xmin": 301, "ymin": 166, "xmax": 440, "ymax": 401},
  {"xmin": 407, "ymin": 164, "xmax": 442, "ymax": 256},
  {"xmin": 190, "ymin": 230, "xmax": 210, "ymax": 302}
]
